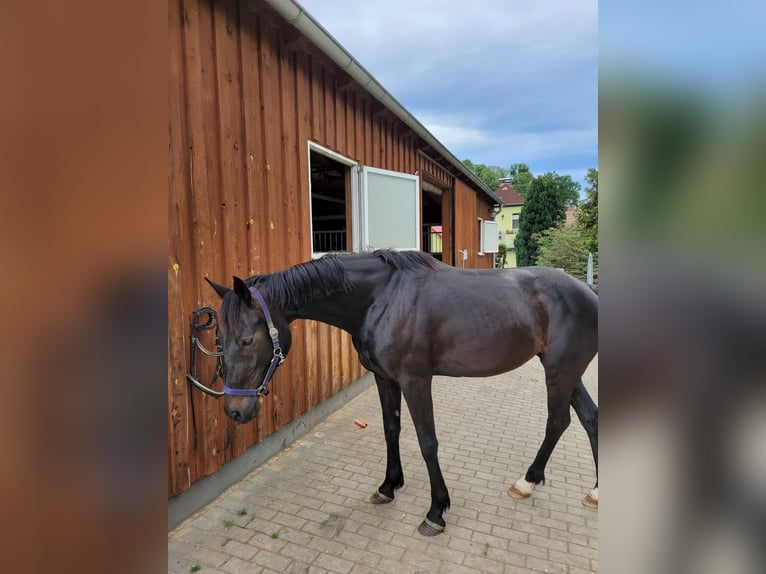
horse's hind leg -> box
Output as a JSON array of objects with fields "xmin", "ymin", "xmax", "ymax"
[
  {"xmin": 571, "ymin": 379, "xmax": 598, "ymax": 508},
  {"xmin": 370, "ymin": 374, "xmax": 405, "ymax": 504},
  {"xmin": 509, "ymin": 366, "xmax": 574, "ymax": 500}
]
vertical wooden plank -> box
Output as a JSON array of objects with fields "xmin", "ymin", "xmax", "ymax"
[
  {"xmin": 442, "ymin": 185, "xmax": 453, "ymax": 266},
  {"xmin": 199, "ymin": 0, "xmax": 231, "ymax": 478},
  {"xmin": 329, "ymin": 325, "xmax": 340, "ymax": 395},
  {"xmin": 319, "ymin": 323, "xmax": 331, "ymax": 402},
  {"xmin": 310, "ymin": 56, "xmax": 323, "ymax": 142},
  {"xmin": 238, "ymin": 1, "xmax": 269, "ymax": 446},
  {"xmin": 277, "ymin": 39, "xmax": 301, "ymax": 423},
  {"xmin": 341, "ymin": 331, "xmax": 351, "ymax": 390},
  {"xmin": 168, "ymin": 0, "xmax": 193, "ymax": 496},
  {"xmin": 182, "ymin": 0, "xmax": 228, "ymax": 482},
  {"xmin": 335, "ymin": 85, "xmax": 346, "ymax": 155},
  {"xmin": 355, "ymin": 93, "xmax": 365, "ymax": 165},
  {"xmin": 364, "ymin": 100, "xmax": 373, "ymax": 166},
  {"xmin": 259, "ymin": 18, "xmax": 284, "ymax": 437},
  {"xmin": 214, "ymin": 0, "xmax": 254, "ymax": 461},
  {"xmin": 387, "ymin": 119, "xmax": 394, "ymax": 170},
  {"xmin": 324, "ymin": 68, "xmax": 336, "ymax": 150},
  {"xmin": 239, "ymin": 1, "xmax": 266, "ymax": 280},
  {"xmin": 346, "ymin": 90, "xmax": 355, "ymax": 159},
  {"xmin": 295, "ymin": 49, "xmax": 317, "ymax": 414}
]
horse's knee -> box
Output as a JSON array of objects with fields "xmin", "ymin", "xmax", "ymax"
[
  {"xmin": 547, "ymin": 413, "xmax": 571, "ymax": 434},
  {"xmin": 418, "ymin": 436, "xmax": 438, "ymax": 459},
  {"xmin": 383, "ymin": 427, "xmax": 401, "ymax": 442}
]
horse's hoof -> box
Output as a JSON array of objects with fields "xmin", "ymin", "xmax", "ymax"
[
  {"xmin": 417, "ymin": 518, "xmax": 445, "ymax": 536},
  {"xmin": 370, "ymin": 490, "xmax": 394, "ymax": 504},
  {"xmin": 582, "ymin": 488, "xmax": 598, "ymax": 509},
  {"xmin": 508, "ymin": 485, "xmax": 531, "ymax": 499},
  {"xmin": 508, "ymin": 477, "xmax": 534, "ymax": 499}
]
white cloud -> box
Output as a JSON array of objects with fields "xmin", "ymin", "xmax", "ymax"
[
  {"xmin": 298, "ymin": 0, "xmax": 597, "ymax": 182},
  {"xmin": 416, "ymin": 113, "xmax": 493, "ymax": 149}
]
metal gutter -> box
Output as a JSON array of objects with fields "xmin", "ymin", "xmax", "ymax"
[{"xmin": 261, "ymin": 0, "xmax": 502, "ymax": 206}]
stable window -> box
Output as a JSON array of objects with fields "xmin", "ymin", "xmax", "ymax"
[
  {"xmin": 309, "ymin": 143, "xmax": 357, "ymax": 255},
  {"xmin": 361, "ymin": 166, "xmax": 420, "ymax": 251},
  {"xmin": 308, "ymin": 143, "xmax": 420, "ymax": 255}
]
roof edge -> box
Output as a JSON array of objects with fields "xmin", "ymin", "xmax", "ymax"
[{"xmin": 261, "ymin": 0, "xmax": 501, "ymax": 205}]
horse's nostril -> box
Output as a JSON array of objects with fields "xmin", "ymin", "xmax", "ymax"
[{"xmin": 225, "ymin": 405, "xmax": 242, "ymax": 422}]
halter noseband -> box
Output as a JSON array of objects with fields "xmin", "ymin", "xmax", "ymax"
[{"xmin": 222, "ymin": 286, "xmax": 285, "ymax": 397}]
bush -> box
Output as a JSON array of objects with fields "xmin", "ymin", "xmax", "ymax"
[{"xmin": 534, "ymin": 223, "xmax": 593, "ymax": 282}]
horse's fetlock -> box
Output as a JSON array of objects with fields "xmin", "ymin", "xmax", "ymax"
[{"xmin": 525, "ymin": 468, "xmax": 546, "ymax": 485}]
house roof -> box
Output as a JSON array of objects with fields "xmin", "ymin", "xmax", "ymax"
[
  {"xmin": 495, "ymin": 182, "xmax": 524, "ymax": 206},
  {"xmin": 262, "ymin": 0, "xmax": 502, "ymax": 206}
]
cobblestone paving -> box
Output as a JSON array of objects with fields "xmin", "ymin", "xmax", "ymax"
[{"xmin": 169, "ymin": 358, "xmax": 598, "ymax": 573}]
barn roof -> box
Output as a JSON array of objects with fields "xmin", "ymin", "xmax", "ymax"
[{"xmin": 262, "ymin": 0, "xmax": 502, "ymax": 206}]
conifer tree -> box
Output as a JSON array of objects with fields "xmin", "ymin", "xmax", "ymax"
[{"xmin": 515, "ymin": 174, "xmax": 566, "ymax": 267}]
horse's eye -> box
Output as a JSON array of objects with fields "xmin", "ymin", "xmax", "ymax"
[{"xmin": 241, "ymin": 337, "xmax": 254, "ymax": 347}]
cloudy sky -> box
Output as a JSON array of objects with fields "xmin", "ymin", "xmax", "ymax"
[{"xmin": 297, "ymin": 0, "xmax": 597, "ymax": 189}]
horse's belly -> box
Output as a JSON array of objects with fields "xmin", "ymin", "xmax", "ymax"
[
  {"xmin": 433, "ymin": 349, "xmax": 538, "ymax": 378},
  {"xmin": 431, "ymin": 327, "xmax": 541, "ymax": 378}
]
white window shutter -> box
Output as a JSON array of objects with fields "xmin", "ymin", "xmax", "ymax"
[{"xmin": 361, "ymin": 166, "xmax": 420, "ymax": 251}]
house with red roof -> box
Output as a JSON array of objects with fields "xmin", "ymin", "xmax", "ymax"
[{"xmin": 493, "ymin": 180, "xmax": 525, "ymax": 267}]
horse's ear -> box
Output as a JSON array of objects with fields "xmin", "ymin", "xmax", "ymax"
[
  {"xmin": 205, "ymin": 277, "xmax": 231, "ymax": 299},
  {"xmin": 232, "ymin": 276, "xmax": 253, "ymax": 306}
]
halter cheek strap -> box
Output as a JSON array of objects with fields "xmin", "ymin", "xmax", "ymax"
[{"xmin": 223, "ymin": 286, "xmax": 285, "ymax": 397}]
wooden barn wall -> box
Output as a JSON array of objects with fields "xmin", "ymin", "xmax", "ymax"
[
  {"xmin": 453, "ymin": 179, "xmax": 495, "ymax": 269},
  {"xmin": 169, "ymin": 0, "xmax": 493, "ymax": 497}
]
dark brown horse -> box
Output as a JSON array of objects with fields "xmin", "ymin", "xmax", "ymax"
[{"xmin": 206, "ymin": 250, "xmax": 598, "ymax": 536}]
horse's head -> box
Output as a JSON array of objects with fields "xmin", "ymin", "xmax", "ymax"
[{"xmin": 206, "ymin": 276, "xmax": 291, "ymax": 424}]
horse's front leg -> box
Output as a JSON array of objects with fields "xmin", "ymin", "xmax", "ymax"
[
  {"xmin": 370, "ymin": 374, "xmax": 405, "ymax": 504},
  {"xmin": 401, "ymin": 377, "xmax": 450, "ymax": 536}
]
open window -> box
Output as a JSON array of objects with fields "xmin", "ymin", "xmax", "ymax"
[
  {"xmin": 308, "ymin": 142, "xmax": 421, "ymax": 256},
  {"xmin": 309, "ymin": 143, "xmax": 357, "ymax": 256}
]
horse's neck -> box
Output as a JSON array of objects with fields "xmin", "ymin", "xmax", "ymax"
[{"xmin": 285, "ymin": 262, "xmax": 388, "ymax": 335}]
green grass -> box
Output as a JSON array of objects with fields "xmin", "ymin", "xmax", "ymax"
[
  {"xmin": 271, "ymin": 532, "xmax": 279, "ymax": 539},
  {"xmin": 190, "ymin": 566, "xmax": 201, "ymax": 572},
  {"xmin": 223, "ymin": 520, "xmax": 234, "ymax": 528},
  {"xmin": 236, "ymin": 508, "xmax": 247, "ymax": 516}
]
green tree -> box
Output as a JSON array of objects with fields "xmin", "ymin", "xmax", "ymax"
[
  {"xmin": 539, "ymin": 172, "xmax": 581, "ymax": 207},
  {"xmin": 576, "ymin": 168, "xmax": 598, "ymax": 255},
  {"xmin": 509, "ymin": 163, "xmax": 530, "ymax": 176},
  {"xmin": 462, "ymin": 159, "xmax": 508, "ymax": 191},
  {"xmin": 515, "ymin": 175, "xmax": 566, "ymax": 266},
  {"xmin": 534, "ymin": 223, "xmax": 591, "ymax": 281},
  {"xmin": 509, "ymin": 163, "xmax": 533, "ymax": 197}
]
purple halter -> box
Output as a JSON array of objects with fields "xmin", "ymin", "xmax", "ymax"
[{"xmin": 223, "ymin": 286, "xmax": 285, "ymax": 397}]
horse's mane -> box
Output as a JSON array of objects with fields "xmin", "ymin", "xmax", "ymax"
[
  {"xmin": 372, "ymin": 249, "xmax": 440, "ymax": 273},
  {"xmin": 247, "ymin": 255, "xmax": 353, "ymax": 310},
  {"xmin": 221, "ymin": 250, "xmax": 439, "ymax": 322}
]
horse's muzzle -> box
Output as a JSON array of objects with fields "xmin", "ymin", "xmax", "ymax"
[{"xmin": 224, "ymin": 396, "xmax": 260, "ymax": 423}]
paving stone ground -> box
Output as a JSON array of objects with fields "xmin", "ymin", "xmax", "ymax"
[{"xmin": 169, "ymin": 358, "xmax": 598, "ymax": 573}]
